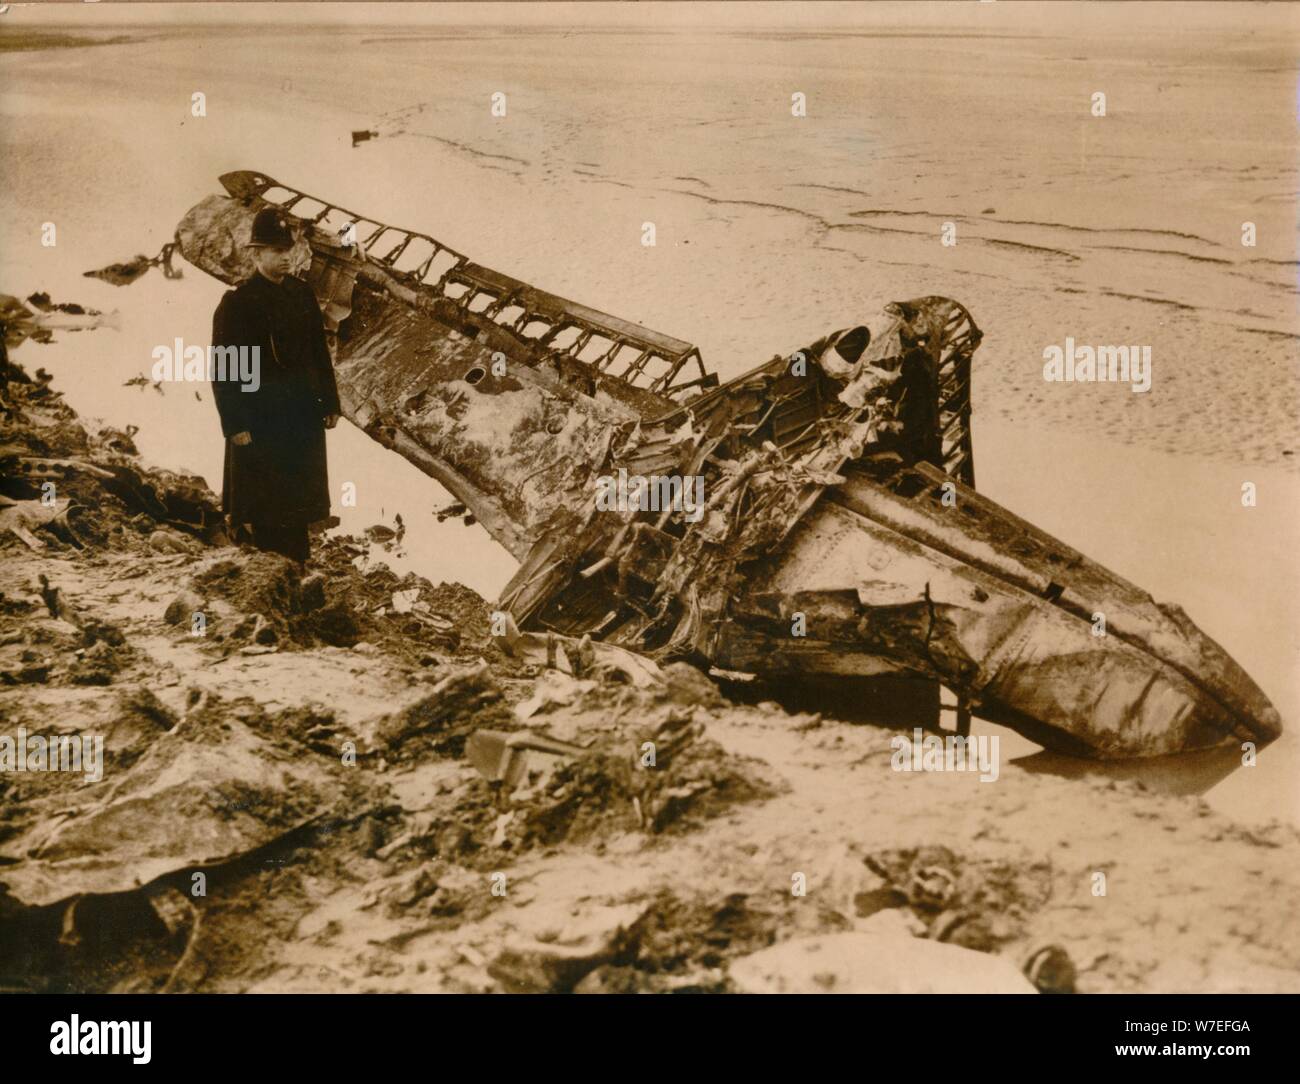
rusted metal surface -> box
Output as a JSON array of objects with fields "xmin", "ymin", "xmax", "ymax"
[{"xmin": 171, "ymin": 172, "xmax": 1282, "ymax": 758}]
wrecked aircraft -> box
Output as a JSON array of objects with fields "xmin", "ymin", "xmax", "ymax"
[{"xmin": 152, "ymin": 170, "xmax": 1280, "ymax": 759}]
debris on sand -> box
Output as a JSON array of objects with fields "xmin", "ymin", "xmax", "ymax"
[
  {"xmin": 1022, "ymin": 943, "xmax": 1077, "ymax": 994},
  {"xmin": 187, "ymin": 546, "xmax": 473, "ymax": 659},
  {"xmin": 488, "ymin": 904, "xmax": 645, "ymax": 993},
  {"xmin": 0, "ymin": 361, "xmax": 225, "ymax": 550},
  {"xmin": 0, "ymin": 496, "xmax": 72, "ymax": 551},
  {"xmin": 83, "ymin": 255, "xmax": 155, "ymax": 287},
  {"xmin": 370, "ymin": 659, "xmax": 508, "ymax": 758},
  {"xmin": 122, "ymin": 373, "xmax": 164, "ymax": 393},
  {"xmin": 0, "ymin": 572, "xmax": 132, "ymax": 689},
  {"xmin": 466, "ymin": 728, "xmax": 589, "ymax": 786},
  {"xmin": 493, "ymin": 887, "xmax": 852, "ymax": 994},
  {"xmin": 446, "ymin": 674, "xmax": 776, "ymax": 856},
  {"xmin": 83, "ymin": 242, "xmax": 182, "ymax": 287},
  {"xmin": 0, "ymin": 692, "xmax": 351, "ymax": 909},
  {"xmin": 856, "ymin": 844, "xmax": 1053, "ymax": 953},
  {"xmin": 24, "ymin": 292, "xmax": 100, "ymax": 317},
  {"xmin": 496, "ymin": 617, "xmax": 665, "ymax": 687},
  {"xmin": 433, "ymin": 500, "xmax": 468, "ymax": 523}
]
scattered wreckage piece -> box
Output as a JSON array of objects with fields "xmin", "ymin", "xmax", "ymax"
[
  {"xmin": 466, "ymin": 728, "xmax": 590, "ymax": 790},
  {"xmin": 2, "ymin": 454, "xmax": 115, "ymax": 483},
  {"xmin": 0, "ymin": 369, "xmax": 226, "ymax": 544},
  {"xmin": 82, "ymin": 244, "xmax": 183, "ymax": 288},
  {"xmin": 0, "ymin": 495, "xmax": 72, "ymax": 551},
  {"xmin": 0, "ymin": 293, "xmax": 120, "ymax": 347},
  {"xmin": 0, "ymin": 711, "xmax": 346, "ymax": 910},
  {"xmin": 92, "ymin": 458, "xmax": 226, "ymax": 539},
  {"xmin": 495, "ymin": 614, "xmax": 664, "ymax": 688},
  {"xmin": 0, "ymin": 454, "xmax": 221, "ymax": 548},
  {"xmin": 162, "ymin": 171, "xmax": 1281, "ymax": 758},
  {"xmin": 460, "ymin": 667, "xmax": 768, "ymax": 853}
]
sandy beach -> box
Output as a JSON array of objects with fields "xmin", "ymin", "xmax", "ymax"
[{"xmin": 1, "ymin": 2, "xmax": 1298, "ymax": 995}]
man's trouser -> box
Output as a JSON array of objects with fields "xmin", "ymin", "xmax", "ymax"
[{"xmin": 250, "ymin": 520, "xmax": 310, "ymax": 564}]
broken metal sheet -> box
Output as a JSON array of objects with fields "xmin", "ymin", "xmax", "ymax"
[
  {"xmin": 498, "ymin": 626, "xmax": 664, "ymax": 688},
  {"xmin": 0, "ymin": 496, "xmax": 72, "ymax": 550},
  {"xmin": 161, "ymin": 171, "xmax": 1282, "ymax": 759},
  {"xmin": 466, "ymin": 728, "xmax": 589, "ymax": 789},
  {"xmin": 0, "ymin": 716, "xmax": 346, "ymax": 909},
  {"xmin": 515, "ymin": 670, "xmax": 598, "ymax": 720}
]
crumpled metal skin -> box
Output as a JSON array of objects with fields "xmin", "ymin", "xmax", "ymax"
[
  {"xmin": 0, "ymin": 716, "xmax": 344, "ymax": 908},
  {"xmin": 172, "ymin": 172, "xmax": 1282, "ymax": 759}
]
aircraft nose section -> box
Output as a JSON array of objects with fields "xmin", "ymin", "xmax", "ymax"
[
  {"xmin": 982, "ymin": 599, "xmax": 1285, "ymax": 759},
  {"xmin": 1152, "ymin": 601, "xmax": 1283, "ymax": 747}
]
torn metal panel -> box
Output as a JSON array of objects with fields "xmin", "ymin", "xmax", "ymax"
[
  {"xmin": 734, "ymin": 499, "xmax": 1257, "ymax": 758},
  {"xmin": 467, "ymin": 729, "xmax": 589, "ymax": 789},
  {"xmin": 0, "ymin": 715, "xmax": 345, "ymax": 909},
  {"xmin": 167, "ymin": 171, "xmax": 1282, "ymax": 759}
]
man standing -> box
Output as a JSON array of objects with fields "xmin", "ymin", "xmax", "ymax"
[{"xmin": 210, "ymin": 207, "xmax": 341, "ymax": 564}]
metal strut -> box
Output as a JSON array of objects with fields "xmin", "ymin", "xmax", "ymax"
[{"xmin": 217, "ymin": 169, "xmax": 714, "ymax": 399}]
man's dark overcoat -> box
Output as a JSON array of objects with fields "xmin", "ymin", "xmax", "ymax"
[{"xmin": 210, "ymin": 272, "xmax": 341, "ymax": 528}]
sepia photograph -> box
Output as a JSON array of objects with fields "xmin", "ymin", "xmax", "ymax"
[{"xmin": 0, "ymin": 0, "xmax": 1296, "ymax": 1054}]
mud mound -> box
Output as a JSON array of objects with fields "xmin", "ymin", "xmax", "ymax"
[
  {"xmin": 1, "ymin": 358, "xmax": 224, "ymax": 554},
  {"xmin": 190, "ymin": 541, "xmax": 491, "ymax": 662},
  {"xmin": 312, "ymin": 537, "xmax": 493, "ymax": 658},
  {"xmin": 192, "ymin": 554, "xmax": 338, "ymax": 647},
  {"xmin": 190, "ymin": 552, "xmax": 383, "ymax": 652},
  {"xmin": 192, "ymin": 554, "xmax": 304, "ymax": 622},
  {"xmin": 420, "ymin": 581, "xmax": 494, "ymax": 650},
  {"xmin": 371, "ymin": 660, "xmax": 512, "ymax": 762}
]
